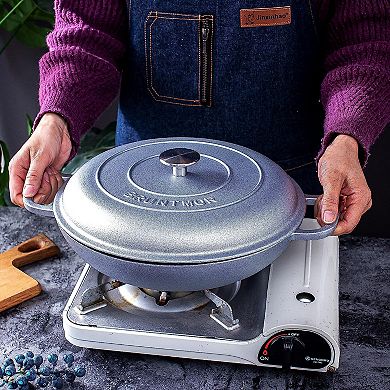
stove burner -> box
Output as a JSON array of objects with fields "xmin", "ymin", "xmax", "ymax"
[
  {"xmin": 107, "ymin": 285, "xmax": 210, "ymax": 313},
  {"xmin": 100, "ymin": 276, "xmax": 241, "ymax": 314},
  {"xmin": 140, "ymin": 289, "xmax": 192, "ymax": 306},
  {"xmin": 75, "ymin": 273, "xmax": 242, "ymax": 329}
]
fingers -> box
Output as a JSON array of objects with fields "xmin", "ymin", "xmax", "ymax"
[
  {"xmin": 32, "ymin": 167, "xmax": 64, "ymax": 205},
  {"xmin": 46, "ymin": 167, "xmax": 64, "ymax": 204},
  {"xmin": 319, "ymin": 171, "xmax": 343, "ymax": 225},
  {"xmin": 317, "ymin": 134, "xmax": 374, "ymax": 236},
  {"xmin": 9, "ymin": 152, "xmax": 30, "ymax": 207},
  {"xmin": 33, "ymin": 171, "xmax": 51, "ymax": 204},
  {"xmin": 9, "ymin": 145, "xmax": 53, "ymax": 207},
  {"xmin": 22, "ymin": 149, "xmax": 51, "ymax": 199},
  {"xmin": 333, "ymin": 190, "xmax": 372, "ymax": 235},
  {"xmin": 9, "ymin": 113, "xmax": 72, "ymax": 208}
]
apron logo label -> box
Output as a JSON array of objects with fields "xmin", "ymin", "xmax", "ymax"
[
  {"xmin": 240, "ymin": 6, "xmax": 291, "ymax": 28},
  {"xmin": 124, "ymin": 191, "xmax": 218, "ymax": 208}
]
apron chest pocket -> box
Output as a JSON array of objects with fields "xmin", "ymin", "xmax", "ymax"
[{"xmin": 145, "ymin": 11, "xmax": 213, "ymax": 107}]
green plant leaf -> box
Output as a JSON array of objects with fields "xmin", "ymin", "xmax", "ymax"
[
  {"xmin": 95, "ymin": 130, "xmax": 116, "ymax": 149},
  {"xmin": 15, "ymin": 7, "xmax": 54, "ymax": 47},
  {"xmin": 26, "ymin": 113, "xmax": 33, "ymax": 136},
  {"xmin": 62, "ymin": 122, "xmax": 117, "ymax": 175},
  {"xmin": 0, "ymin": 140, "xmax": 10, "ymax": 181},
  {"xmin": 0, "ymin": 0, "xmax": 54, "ymax": 49},
  {"xmin": 77, "ymin": 130, "xmax": 101, "ymax": 154},
  {"xmin": 35, "ymin": 0, "xmax": 52, "ymax": 12},
  {"xmin": 0, "ymin": 140, "xmax": 11, "ymax": 207},
  {"xmin": 79, "ymin": 122, "xmax": 116, "ymax": 153},
  {"xmin": 3, "ymin": 187, "xmax": 13, "ymax": 206},
  {"xmin": 0, "ymin": 0, "xmax": 36, "ymax": 31},
  {"xmin": 62, "ymin": 148, "xmax": 111, "ymax": 175},
  {"xmin": 0, "ymin": 0, "xmax": 25, "ymax": 28}
]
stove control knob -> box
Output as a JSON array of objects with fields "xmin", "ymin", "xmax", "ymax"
[
  {"xmin": 280, "ymin": 336, "xmax": 305, "ymax": 370},
  {"xmin": 258, "ymin": 331, "xmax": 332, "ymax": 370},
  {"xmin": 159, "ymin": 148, "xmax": 200, "ymax": 177}
]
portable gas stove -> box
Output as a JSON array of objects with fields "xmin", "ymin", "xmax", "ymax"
[{"xmin": 63, "ymin": 219, "xmax": 340, "ymax": 372}]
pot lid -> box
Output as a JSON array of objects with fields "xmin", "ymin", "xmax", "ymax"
[{"xmin": 54, "ymin": 138, "xmax": 305, "ymax": 264}]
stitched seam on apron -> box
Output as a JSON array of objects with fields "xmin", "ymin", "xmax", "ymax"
[
  {"xmin": 145, "ymin": 14, "xmax": 158, "ymax": 99},
  {"xmin": 145, "ymin": 11, "xmax": 203, "ymax": 105},
  {"xmin": 209, "ymin": 15, "xmax": 214, "ymax": 107},
  {"xmin": 154, "ymin": 11, "xmax": 200, "ymax": 19},
  {"xmin": 198, "ymin": 15, "xmax": 201, "ymax": 101},
  {"xmin": 148, "ymin": 15, "xmax": 201, "ymax": 102},
  {"xmin": 307, "ymin": 0, "xmax": 319, "ymax": 41}
]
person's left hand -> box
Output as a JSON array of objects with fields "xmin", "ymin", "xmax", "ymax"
[{"xmin": 315, "ymin": 134, "xmax": 372, "ymax": 235}]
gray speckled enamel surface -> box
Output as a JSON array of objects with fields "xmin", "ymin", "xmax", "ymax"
[
  {"xmin": 1, "ymin": 207, "xmax": 389, "ymax": 390},
  {"xmin": 53, "ymin": 138, "xmax": 306, "ymax": 264}
]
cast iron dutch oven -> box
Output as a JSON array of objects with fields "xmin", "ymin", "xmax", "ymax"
[{"xmin": 24, "ymin": 138, "xmax": 337, "ymax": 291}]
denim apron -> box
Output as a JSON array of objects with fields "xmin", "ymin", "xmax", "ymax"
[{"xmin": 117, "ymin": 0, "xmax": 323, "ymax": 194}]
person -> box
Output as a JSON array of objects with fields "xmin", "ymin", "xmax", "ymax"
[{"xmin": 9, "ymin": 1, "xmax": 390, "ymax": 235}]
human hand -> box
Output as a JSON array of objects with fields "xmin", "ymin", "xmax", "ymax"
[
  {"xmin": 315, "ymin": 134, "xmax": 372, "ymax": 235},
  {"xmin": 9, "ymin": 113, "xmax": 72, "ymax": 207}
]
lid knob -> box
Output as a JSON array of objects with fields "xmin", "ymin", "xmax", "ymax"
[{"xmin": 159, "ymin": 148, "xmax": 201, "ymax": 177}]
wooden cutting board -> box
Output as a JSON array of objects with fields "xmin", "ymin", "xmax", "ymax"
[{"xmin": 0, "ymin": 234, "xmax": 60, "ymax": 313}]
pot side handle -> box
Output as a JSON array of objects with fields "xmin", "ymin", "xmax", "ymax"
[
  {"xmin": 24, "ymin": 197, "xmax": 55, "ymax": 218},
  {"xmin": 291, "ymin": 195, "xmax": 339, "ymax": 241},
  {"xmin": 23, "ymin": 174, "xmax": 72, "ymax": 219}
]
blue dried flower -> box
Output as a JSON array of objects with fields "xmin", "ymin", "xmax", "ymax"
[
  {"xmin": 16, "ymin": 375, "xmax": 28, "ymax": 386},
  {"xmin": 74, "ymin": 366, "xmax": 86, "ymax": 377},
  {"xmin": 63, "ymin": 354, "xmax": 74, "ymax": 367},
  {"xmin": 39, "ymin": 366, "xmax": 51, "ymax": 377},
  {"xmin": 23, "ymin": 357, "xmax": 34, "ymax": 370},
  {"xmin": 3, "ymin": 359, "xmax": 13, "ymax": 368},
  {"xmin": 4, "ymin": 365, "xmax": 16, "ymax": 376},
  {"xmin": 1, "ymin": 350, "xmax": 86, "ymax": 388},
  {"xmin": 14, "ymin": 355, "xmax": 25, "ymax": 365},
  {"xmin": 47, "ymin": 354, "xmax": 58, "ymax": 366},
  {"xmin": 64, "ymin": 372, "xmax": 76, "ymax": 383},
  {"xmin": 36, "ymin": 377, "xmax": 49, "ymax": 388},
  {"xmin": 7, "ymin": 381, "xmax": 17, "ymax": 389},
  {"xmin": 52, "ymin": 377, "xmax": 64, "ymax": 389},
  {"xmin": 34, "ymin": 355, "xmax": 43, "ymax": 368},
  {"xmin": 25, "ymin": 368, "xmax": 37, "ymax": 381}
]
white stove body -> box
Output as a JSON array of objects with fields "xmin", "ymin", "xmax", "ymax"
[{"xmin": 63, "ymin": 219, "xmax": 340, "ymax": 372}]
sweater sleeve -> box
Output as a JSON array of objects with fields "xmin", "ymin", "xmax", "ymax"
[
  {"xmin": 34, "ymin": 0, "xmax": 127, "ymax": 159},
  {"xmin": 317, "ymin": 0, "xmax": 390, "ymax": 165}
]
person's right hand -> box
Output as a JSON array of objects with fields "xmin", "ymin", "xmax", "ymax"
[{"xmin": 9, "ymin": 112, "xmax": 72, "ymax": 207}]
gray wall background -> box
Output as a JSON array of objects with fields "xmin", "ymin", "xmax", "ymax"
[{"xmin": 0, "ymin": 32, "xmax": 388, "ymax": 237}]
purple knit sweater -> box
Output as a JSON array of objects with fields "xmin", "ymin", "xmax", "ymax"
[{"xmin": 35, "ymin": 0, "xmax": 390, "ymax": 164}]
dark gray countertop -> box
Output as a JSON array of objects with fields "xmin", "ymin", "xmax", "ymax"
[{"xmin": 0, "ymin": 208, "xmax": 389, "ymax": 390}]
